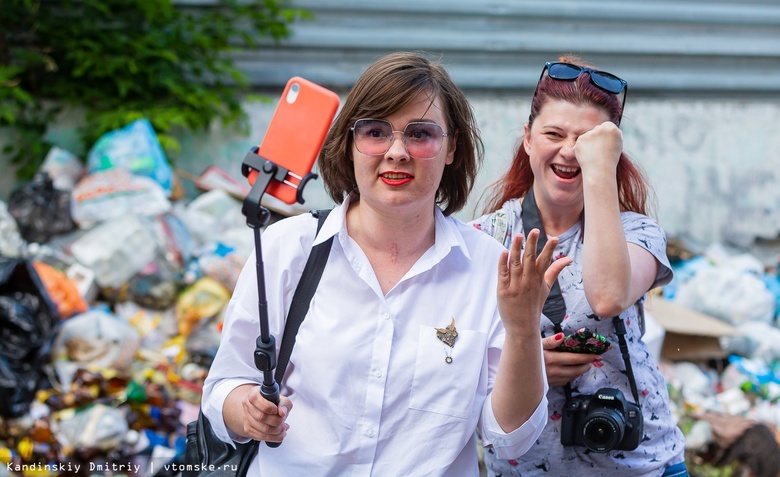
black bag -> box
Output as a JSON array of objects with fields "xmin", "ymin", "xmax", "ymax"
[
  {"xmin": 183, "ymin": 410, "xmax": 257, "ymax": 477},
  {"xmin": 183, "ymin": 210, "xmax": 333, "ymax": 477},
  {"xmin": 0, "ymin": 257, "xmax": 59, "ymax": 418},
  {"xmin": 7, "ymin": 171, "xmax": 75, "ymax": 244}
]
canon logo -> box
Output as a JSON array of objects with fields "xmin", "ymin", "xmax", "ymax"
[{"xmin": 597, "ymin": 394, "xmax": 615, "ymax": 400}]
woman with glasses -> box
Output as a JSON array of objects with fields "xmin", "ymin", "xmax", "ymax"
[
  {"xmin": 472, "ymin": 55, "xmax": 687, "ymax": 476},
  {"xmin": 201, "ymin": 51, "xmax": 570, "ymax": 476}
]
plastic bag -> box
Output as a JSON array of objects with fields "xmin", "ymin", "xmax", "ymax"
[
  {"xmin": 70, "ymin": 215, "xmax": 158, "ymax": 289},
  {"xmin": 128, "ymin": 259, "xmax": 180, "ymax": 310},
  {"xmin": 70, "ymin": 168, "xmax": 171, "ymax": 227},
  {"xmin": 39, "ymin": 146, "xmax": 84, "ymax": 191},
  {"xmin": 32, "ymin": 261, "xmax": 88, "ymax": 319},
  {"xmin": 721, "ymin": 321, "xmax": 780, "ymax": 363},
  {"xmin": 184, "ymin": 313, "xmax": 224, "ymax": 369},
  {"xmin": 150, "ymin": 213, "xmax": 194, "ymax": 272},
  {"xmin": 721, "ymin": 355, "xmax": 780, "ymax": 401},
  {"xmin": 0, "ymin": 200, "xmax": 26, "ymax": 258},
  {"xmin": 115, "ymin": 301, "xmax": 178, "ymax": 351},
  {"xmin": 173, "ymin": 189, "xmax": 247, "ymax": 248},
  {"xmin": 52, "ymin": 309, "xmax": 140, "ymax": 372},
  {"xmin": 7, "ymin": 172, "xmax": 75, "ymax": 244},
  {"xmin": 57, "ymin": 403, "xmax": 128, "ymax": 451},
  {"xmin": 87, "ymin": 118, "xmax": 173, "ymax": 195},
  {"xmin": 175, "ymin": 277, "xmax": 230, "ymax": 337},
  {"xmin": 196, "ymin": 242, "xmax": 250, "ymax": 292},
  {"xmin": 0, "ymin": 258, "xmax": 59, "ymax": 418},
  {"xmin": 676, "ymin": 267, "xmax": 776, "ymax": 326}
]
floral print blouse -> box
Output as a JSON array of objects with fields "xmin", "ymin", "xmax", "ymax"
[{"xmin": 471, "ymin": 198, "xmax": 684, "ymax": 476}]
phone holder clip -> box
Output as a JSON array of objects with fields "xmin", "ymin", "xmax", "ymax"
[{"xmin": 241, "ymin": 146, "xmax": 289, "ymax": 229}]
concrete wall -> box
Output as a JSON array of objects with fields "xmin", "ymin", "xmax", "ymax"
[
  {"xmin": 4, "ymin": 90, "xmax": 778, "ymax": 263},
  {"xmin": 168, "ymin": 92, "xmax": 780, "ymax": 259}
]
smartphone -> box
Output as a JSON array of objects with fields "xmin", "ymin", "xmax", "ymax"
[
  {"xmin": 555, "ymin": 328, "xmax": 612, "ymax": 354},
  {"xmin": 246, "ymin": 76, "xmax": 340, "ymax": 204}
]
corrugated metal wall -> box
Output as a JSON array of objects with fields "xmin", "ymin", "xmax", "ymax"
[{"xmin": 227, "ymin": 0, "xmax": 780, "ymax": 96}]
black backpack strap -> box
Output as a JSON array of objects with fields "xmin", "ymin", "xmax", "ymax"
[
  {"xmin": 521, "ymin": 187, "xmax": 566, "ymax": 332},
  {"xmin": 274, "ymin": 209, "xmax": 333, "ymax": 383}
]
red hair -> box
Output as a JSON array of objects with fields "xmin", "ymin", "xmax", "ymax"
[{"xmin": 482, "ymin": 55, "xmax": 651, "ymax": 216}]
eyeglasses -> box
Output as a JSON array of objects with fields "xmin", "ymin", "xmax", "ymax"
[
  {"xmin": 537, "ymin": 62, "xmax": 628, "ymax": 125},
  {"xmin": 350, "ymin": 119, "xmax": 449, "ymax": 159}
]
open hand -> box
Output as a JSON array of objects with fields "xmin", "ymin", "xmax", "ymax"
[{"xmin": 497, "ymin": 229, "xmax": 572, "ymax": 337}]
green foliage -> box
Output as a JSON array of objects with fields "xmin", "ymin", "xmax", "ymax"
[{"xmin": 0, "ymin": 0, "xmax": 309, "ymax": 180}]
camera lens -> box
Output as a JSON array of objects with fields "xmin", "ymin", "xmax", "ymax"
[{"xmin": 582, "ymin": 410, "xmax": 624, "ymax": 453}]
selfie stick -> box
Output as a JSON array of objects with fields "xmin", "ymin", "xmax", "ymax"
[{"xmin": 241, "ymin": 147, "xmax": 315, "ymax": 448}]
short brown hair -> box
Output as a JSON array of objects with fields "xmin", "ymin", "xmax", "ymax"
[{"xmin": 318, "ymin": 51, "xmax": 484, "ymax": 216}]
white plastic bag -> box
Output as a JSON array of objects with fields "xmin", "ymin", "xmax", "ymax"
[
  {"xmin": 70, "ymin": 215, "xmax": 158, "ymax": 289},
  {"xmin": 56, "ymin": 404, "xmax": 128, "ymax": 451},
  {"xmin": 676, "ymin": 267, "xmax": 775, "ymax": 326},
  {"xmin": 173, "ymin": 189, "xmax": 247, "ymax": 247},
  {"xmin": 40, "ymin": 146, "xmax": 84, "ymax": 191},
  {"xmin": 71, "ymin": 168, "xmax": 171, "ymax": 227},
  {"xmin": 721, "ymin": 321, "xmax": 780, "ymax": 362},
  {"xmin": 53, "ymin": 309, "xmax": 140, "ymax": 371}
]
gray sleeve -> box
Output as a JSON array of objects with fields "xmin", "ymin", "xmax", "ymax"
[{"xmin": 622, "ymin": 212, "xmax": 674, "ymax": 289}]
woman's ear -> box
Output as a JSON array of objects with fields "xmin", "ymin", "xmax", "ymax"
[
  {"xmin": 445, "ymin": 130, "xmax": 458, "ymax": 165},
  {"xmin": 522, "ymin": 123, "xmax": 531, "ymax": 155}
]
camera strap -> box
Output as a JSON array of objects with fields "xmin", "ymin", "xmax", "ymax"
[
  {"xmin": 520, "ymin": 187, "xmax": 566, "ymax": 332},
  {"xmin": 521, "ymin": 187, "xmax": 641, "ymax": 408},
  {"xmin": 521, "ymin": 187, "xmax": 573, "ymax": 400},
  {"xmin": 612, "ymin": 316, "xmax": 641, "ymax": 406}
]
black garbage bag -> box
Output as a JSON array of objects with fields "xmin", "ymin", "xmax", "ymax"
[
  {"xmin": 0, "ymin": 257, "xmax": 59, "ymax": 417},
  {"xmin": 7, "ymin": 171, "xmax": 75, "ymax": 244}
]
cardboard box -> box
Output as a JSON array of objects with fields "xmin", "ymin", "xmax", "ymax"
[{"xmin": 645, "ymin": 295, "xmax": 739, "ymax": 361}]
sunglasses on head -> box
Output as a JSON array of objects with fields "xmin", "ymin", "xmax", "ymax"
[{"xmin": 536, "ymin": 61, "xmax": 628, "ymax": 125}]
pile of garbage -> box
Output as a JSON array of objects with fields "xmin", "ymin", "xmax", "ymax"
[
  {"xmin": 655, "ymin": 240, "xmax": 780, "ymax": 476},
  {"xmin": 1, "ymin": 118, "xmax": 780, "ymax": 476},
  {"xmin": 0, "ymin": 120, "xmax": 264, "ymax": 477}
]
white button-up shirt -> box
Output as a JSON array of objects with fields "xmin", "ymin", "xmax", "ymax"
[{"xmin": 202, "ymin": 198, "xmax": 548, "ymax": 476}]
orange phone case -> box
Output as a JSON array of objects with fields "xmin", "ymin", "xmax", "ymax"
[{"xmin": 248, "ymin": 76, "xmax": 340, "ymax": 204}]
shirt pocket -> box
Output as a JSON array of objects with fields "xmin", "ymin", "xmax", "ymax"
[{"xmin": 408, "ymin": 325, "xmax": 488, "ymax": 420}]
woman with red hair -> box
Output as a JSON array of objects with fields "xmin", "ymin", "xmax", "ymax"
[{"xmin": 472, "ymin": 56, "xmax": 687, "ymax": 476}]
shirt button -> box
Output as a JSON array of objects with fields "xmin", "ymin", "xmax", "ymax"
[
  {"xmin": 383, "ymin": 313, "xmax": 391, "ymax": 320},
  {"xmin": 364, "ymin": 427, "xmax": 374, "ymax": 438},
  {"xmin": 373, "ymin": 369, "xmax": 383, "ymax": 378}
]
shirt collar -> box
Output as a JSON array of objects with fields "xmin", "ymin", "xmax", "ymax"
[
  {"xmin": 311, "ymin": 199, "xmax": 347, "ymax": 247},
  {"xmin": 313, "ymin": 194, "xmax": 471, "ymax": 263},
  {"xmin": 432, "ymin": 206, "xmax": 472, "ymax": 262}
]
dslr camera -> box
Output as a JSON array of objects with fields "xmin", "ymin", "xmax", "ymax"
[{"xmin": 560, "ymin": 387, "xmax": 643, "ymax": 453}]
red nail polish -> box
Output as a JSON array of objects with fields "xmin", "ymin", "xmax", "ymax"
[{"xmin": 554, "ymin": 332, "xmax": 564, "ymax": 340}]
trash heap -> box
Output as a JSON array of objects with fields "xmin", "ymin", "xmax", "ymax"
[
  {"xmin": 652, "ymin": 239, "xmax": 780, "ymax": 476},
  {"xmin": 1, "ymin": 119, "xmax": 780, "ymax": 476},
  {"xmin": 0, "ymin": 120, "xmax": 267, "ymax": 477}
]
